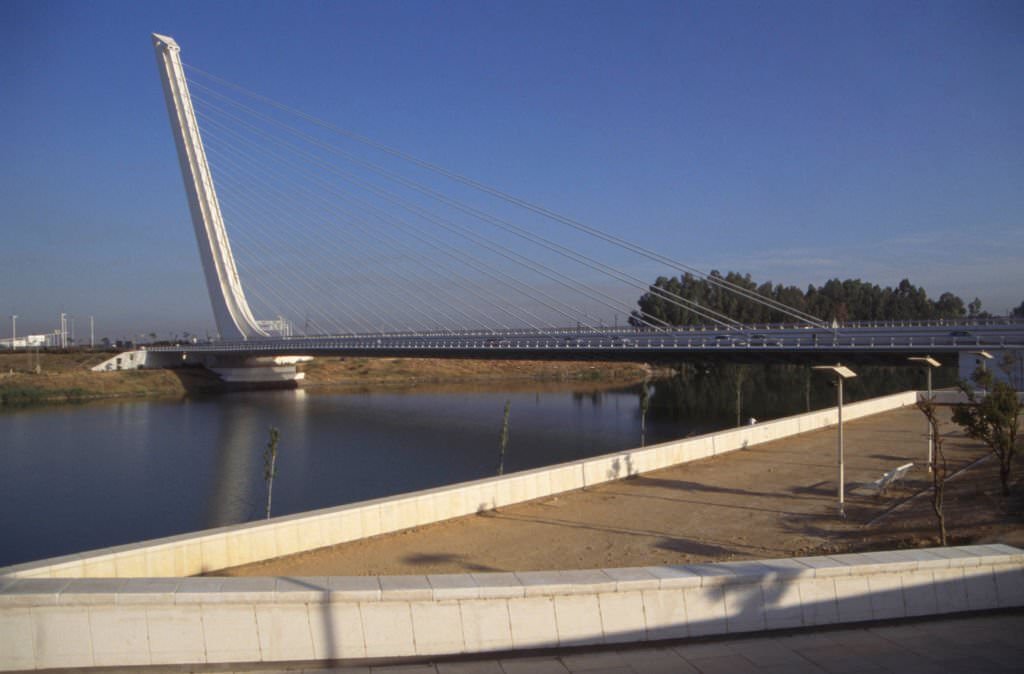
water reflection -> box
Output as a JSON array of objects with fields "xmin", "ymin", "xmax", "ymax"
[
  {"xmin": 645, "ymin": 363, "xmax": 956, "ymax": 432},
  {"xmin": 205, "ymin": 401, "xmax": 260, "ymax": 528}
]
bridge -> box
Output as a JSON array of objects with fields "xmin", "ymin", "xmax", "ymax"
[
  {"xmin": 148, "ymin": 322, "xmax": 1023, "ymax": 367},
  {"xmin": 96, "ymin": 35, "xmax": 1024, "ymax": 384}
]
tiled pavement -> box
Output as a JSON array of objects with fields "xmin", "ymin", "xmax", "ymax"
[{"xmin": 114, "ymin": 610, "xmax": 1022, "ymax": 674}]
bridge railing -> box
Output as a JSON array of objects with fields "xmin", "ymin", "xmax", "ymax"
[
  {"xmin": 146, "ymin": 326, "xmax": 1023, "ymax": 356},
  {"xmin": 153, "ymin": 317, "xmax": 1023, "ymax": 347}
]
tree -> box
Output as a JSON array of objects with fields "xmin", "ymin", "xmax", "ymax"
[
  {"xmin": 967, "ymin": 297, "xmax": 992, "ymax": 319},
  {"xmin": 1012, "ymin": 300, "xmax": 1024, "ymax": 319},
  {"xmin": 935, "ymin": 292, "xmax": 966, "ymax": 320},
  {"xmin": 952, "ymin": 364, "xmax": 1021, "ymax": 497},
  {"xmin": 632, "ymin": 271, "xmax": 973, "ymax": 327},
  {"xmin": 916, "ymin": 397, "xmax": 949, "ymax": 545}
]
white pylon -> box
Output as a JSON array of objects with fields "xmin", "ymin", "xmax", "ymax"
[{"xmin": 152, "ymin": 34, "xmax": 267, "ymax": 341}]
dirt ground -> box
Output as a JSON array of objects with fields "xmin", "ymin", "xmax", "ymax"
[
  {"xmin": 0, "ymin": 351, "xmax": 648, "ymax": 405},
  {"xmin": 219, "ymin": 405, "xmax": 1023, "ymax": 577},
  {"xmin": 301, "ymin": 356, "xmax": 649, "ymax": 388}
]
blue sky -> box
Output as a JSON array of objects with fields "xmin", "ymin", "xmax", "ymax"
[{"xmin": 2, "ymin": 0, "xmax": 1022, "ymax": 339}]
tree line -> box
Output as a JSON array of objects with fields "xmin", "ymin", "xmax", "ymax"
[{"xmin": 631, "ymin": 271, "xmax": 1024, "ymax": 326}]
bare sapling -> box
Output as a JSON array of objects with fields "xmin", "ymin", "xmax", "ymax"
[
  {"xmin": 264, "ymin": 426, "xmax": 280, "ymax": 519},
  {"xmin": 640, "ymin": 383, "xmax": 650, "ymax": 447},
  {"xmin": 497, "ymin": 400, "xmax": 511, "ymax": 476},
  {"xmin": 916, "ymin": 397, "xmax": 949, "ymax": 545}
]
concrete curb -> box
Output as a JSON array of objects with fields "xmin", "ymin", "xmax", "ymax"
[{"xmin": 1, "ymin": 545, "xmax": 1021, "ymax": 669}]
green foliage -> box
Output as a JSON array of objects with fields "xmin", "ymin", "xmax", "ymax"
[
  {"xmin": 0, "ymin": 386, "xmax": 47, "ymax": 406},
  {"xmin": 952, "ymin": 366, "xmax": 1021, "ymax": 497},
  {"xmin": 631, "ymin": 272, "xmax": 980, "ymax": 326},
  {"xmin": 0, "ymin": 386, "xmax": 88, "ymax": 406}
]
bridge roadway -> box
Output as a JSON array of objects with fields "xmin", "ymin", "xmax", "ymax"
[{"xmin": 149, "ymin": 321, "xmax": 1024, "ymax": 366}]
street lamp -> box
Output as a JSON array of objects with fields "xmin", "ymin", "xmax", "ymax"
[
  {"xmin": 968, "ymin": 350, "xmax": 995, "ymax": 392},
  {"xmin": 909, "ymin": 356, "xmax": 941, "ymax": 472},
  {"xmin": 9, "ymin": 315, "xmax": 15, "ymax": 350},
  {"xmin": 969, "ymin": 350, "xmax": 994, "ymax": 371},
  {"xmin": 813, "ymin": 364, "xmax": 858, "ymax": 517}
]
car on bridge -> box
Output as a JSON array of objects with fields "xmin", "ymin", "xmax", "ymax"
[{"xmin": 749, "ymin": 333, "xmax": 784, "ymax": 346}]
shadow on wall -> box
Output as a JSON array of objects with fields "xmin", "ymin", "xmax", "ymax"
[
  {"xmin": 10, "ymin": 557, "xmax": 1023, "ymax": 668},
  {"xmin": 286, "ymin": 564, "xmax": 1023, "ymax": 659}
]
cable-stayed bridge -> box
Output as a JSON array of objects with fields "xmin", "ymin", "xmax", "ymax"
[{"xmin": 105, "ymin": 35, "xmax": 1023, "ymax": 384}]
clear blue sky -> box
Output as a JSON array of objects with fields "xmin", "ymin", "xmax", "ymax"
[{"xmin": 2, "ymin": 0, "xmax": 1022, "ymax": 339}]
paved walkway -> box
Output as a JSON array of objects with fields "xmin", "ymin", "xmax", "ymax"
[
  {"xmin": 221, "ymin": 406, "xmax": 1012, "ymax": 577},
  {"xmin": 94, "ymin": 611, "xmax": 1021, "ymax": 673}
]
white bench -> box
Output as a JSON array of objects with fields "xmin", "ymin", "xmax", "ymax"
[{"xmin": 856, "ymin": 462, "xmax": 914, "ymax": 497}]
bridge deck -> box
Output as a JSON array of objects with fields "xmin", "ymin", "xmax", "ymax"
[{"xmin": 151, "ymin": 323, "xmax": 1024, "ymax": 366}]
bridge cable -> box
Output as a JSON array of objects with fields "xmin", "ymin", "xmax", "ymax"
[
  {"xmin": 194, "ymin": 102, "xmax": 667, "ymax": 334},
  {"xmin": 191, "ymin": 93, "xmax": 721, "ymax": 331},
  {"xmin": 206, "ymin": 145, "xmax": 517, "ymax": 334},
  {"xmin": 189, "ymin": 79, "xmax": 739, "ymax": 329},
  {"xmin": 184, "ymin": 65, "xmax": 827, "ymax": 328}
]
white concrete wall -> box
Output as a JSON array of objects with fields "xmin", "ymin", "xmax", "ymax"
[
  {"xmin": 0, "ymin": 391, "xmax": 919, "ymax": 580},
  {"xmin": 90, "ymin": 350, "xmax": 149, "ymax": 372},
  {"xmin": 1, "ymin": 545, "xmax": 1020, "ymax": 670}
]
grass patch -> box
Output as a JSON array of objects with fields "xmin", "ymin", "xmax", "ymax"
[{"xmin": 0, "ymin": 385, "xmax": 89, "ymax": 407}]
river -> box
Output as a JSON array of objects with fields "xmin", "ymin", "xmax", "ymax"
[{"xmin": 0, "ymin": 365, "xmax": 946, "ymax": 567}]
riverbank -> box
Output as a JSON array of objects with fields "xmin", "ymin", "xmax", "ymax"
[
  {"xmin": 0, "ymin": 350, "xmax": 650, "ymax": 406},
  {"xmin": 301, "ymin": 355, "xmax": 649, "ymax": 388}
]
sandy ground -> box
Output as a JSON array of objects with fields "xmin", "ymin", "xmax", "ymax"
[
  {"xmin": 219, "ymin": 406, "xmax": 1023, "ymax": 577},
  {"xmin": 0, "ymin": 351, "xmax": 648, "ymax": 405}
]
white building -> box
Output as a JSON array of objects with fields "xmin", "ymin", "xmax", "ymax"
[{"xmin": 0, "ymin": 334, "xmax": 58, "ymax": 349}]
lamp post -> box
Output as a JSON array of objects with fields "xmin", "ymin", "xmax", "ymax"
[
  {"xmin": 9, "ymin": 315, "xmax": 15, "ymax": 350},
  {"xmin": 813, "ymin": 364, "xmax": 857, "ymax": 517},
  {"xmin": 909, "ymin": 356, "xmax": 941, "ymax": 472},
  {"xmin": 968, "ymin": 350, "xmax": 995, "ymax": 393},
  {"xmin": 969, "ymin": 350, "xmax": 994, "ymax": 372}
]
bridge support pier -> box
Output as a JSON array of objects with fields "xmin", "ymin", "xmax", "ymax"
[{"xmin": 91, "ymin": 351, "xmax": 310, "ymax": 388}]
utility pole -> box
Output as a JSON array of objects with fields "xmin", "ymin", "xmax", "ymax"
[
  {"xmin": 10, "ymin": 315, "xmax": 16, "ymax": 350},
  {"xmin": 90, "ymin": 316, "xmax": 95, "ymax": 348}
]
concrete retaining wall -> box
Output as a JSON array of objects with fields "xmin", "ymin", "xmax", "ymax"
[
  {"xmin": 1, "ymin": 545, "xmax": 1021, "ymax": 670},
  {"xmin": 0, "ymin": 391, "xmax": 919, "ymax": 580}
]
